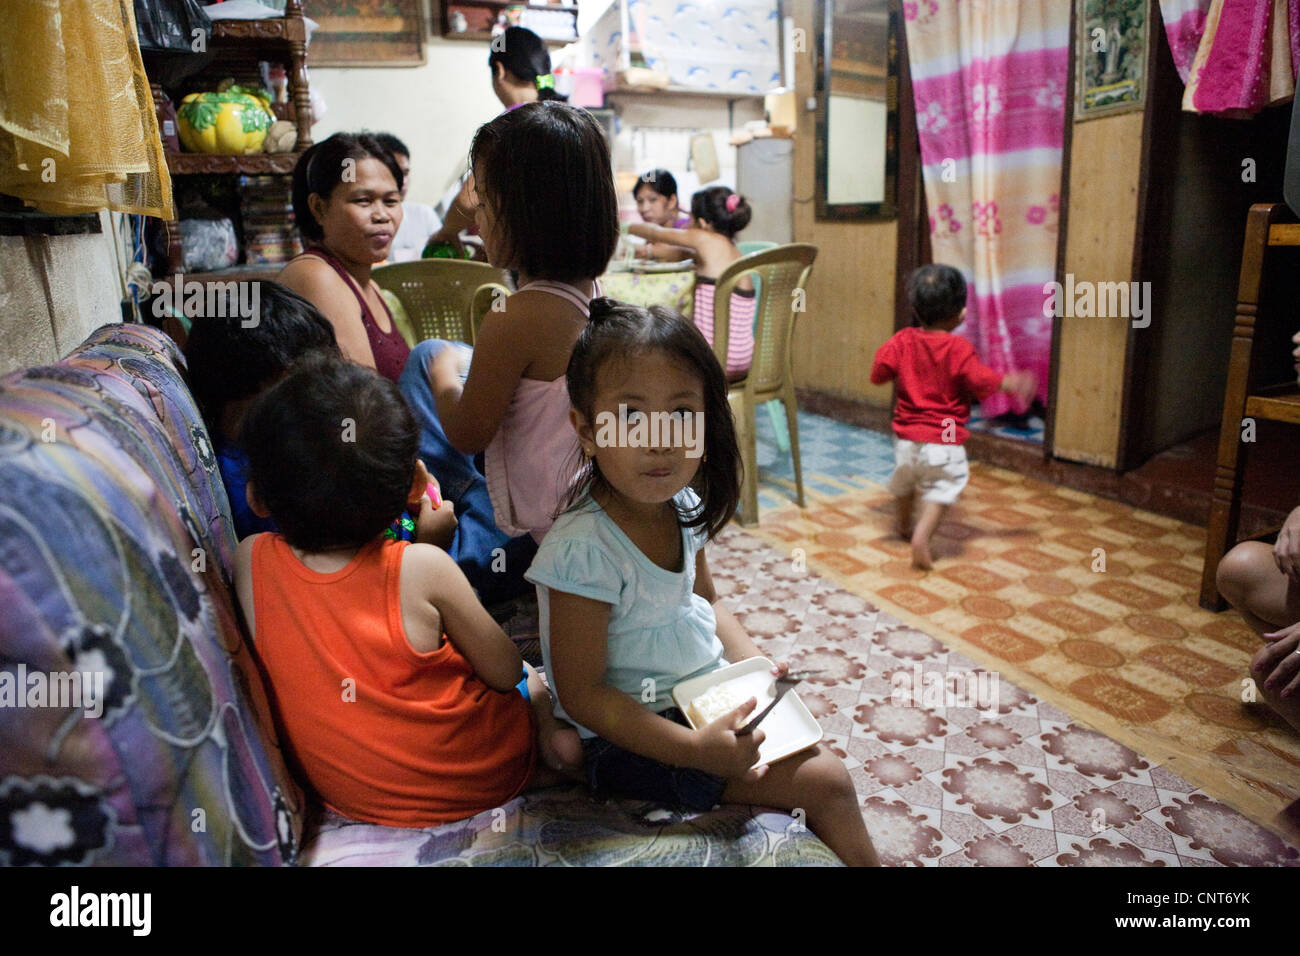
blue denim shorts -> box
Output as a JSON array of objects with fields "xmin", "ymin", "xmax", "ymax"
[{"xmin": 581, "ymin": 707, "xmax": 727, "ymax": 812}]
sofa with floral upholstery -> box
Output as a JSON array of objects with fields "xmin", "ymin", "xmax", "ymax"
[{"xmin": 0, "ymin": 323, "xmax": 837, "ymax": 867}]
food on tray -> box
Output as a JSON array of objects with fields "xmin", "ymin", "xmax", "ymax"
[{"xmin": 686, "ymin": 680, "xmax": 755, "ymax": 727}]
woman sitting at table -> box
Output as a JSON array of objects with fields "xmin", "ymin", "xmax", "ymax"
[
  {"xmin": 278, "ymin": 132, "xmax": 411, "ymax": 383},
  {"xmin": 632, "ymin": 168, "xmax": 691, "ymax": 264}
]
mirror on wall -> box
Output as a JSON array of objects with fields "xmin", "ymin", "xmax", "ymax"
[{"xmin": 815, "ymin": 0, "xmax": 898, "ymax": 220}]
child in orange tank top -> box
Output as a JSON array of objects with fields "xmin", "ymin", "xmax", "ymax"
[{"xmin": 232, "ymin": 355, "xmax": 581, "ymax": 828}]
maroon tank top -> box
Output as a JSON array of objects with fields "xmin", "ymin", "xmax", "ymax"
[{"xmin": 302, "ymin": 246, "xmax": 411, "ymax": 383}]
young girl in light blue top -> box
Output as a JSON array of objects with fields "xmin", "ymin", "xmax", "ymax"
[{"xmin": 525, "ymin": 299, "xmax": 880, "ymax": 866}]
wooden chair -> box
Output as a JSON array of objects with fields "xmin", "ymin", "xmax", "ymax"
[
  {"xmin": 371, "ymin": 260, "xmax": 511, "ymax": 346},
  {"xmin": 1200, "ymin": 202, "xmax": 1300, "ymax": 609},
  {"xmin": 711, "ymin": 243, "xmax": 818, "ymax": 526}
]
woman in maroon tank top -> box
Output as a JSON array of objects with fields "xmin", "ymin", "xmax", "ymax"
[{"xmin": 279, "ymin": 133, "xmax": 411, "ymax": 382}]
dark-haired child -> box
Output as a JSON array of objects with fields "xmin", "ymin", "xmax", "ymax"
[
  {"xmin": 871, "ymin": 264, "xmax": 1036, "ymax": 569},
  {"xmin": 411, "ymin": 100, "xmax": 620, "ymax": 567},
  {"xmin": 526, "ymin": 299, "xmax": 880, "ymax": 867},
  {"xmin": 628, "ymin": 186, "xmax": 755, "ymax": 378},
  {"xmin": 232, "ymin": 356, "xmax": 581, "ymax": 828},
  {"xmin": 183, "ymin": 280, "xmax": 453, "ymax": 548},
  {"xmin": 632, "ymin": 169, "xmax": 691, "ymax": 263}
]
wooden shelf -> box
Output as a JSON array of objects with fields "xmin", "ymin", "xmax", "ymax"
[
  {"xmin": 606, "ymin": 85, "xmax": 766, "ymax": 101},
  {"xmin": 165, "ymin": 151, "xmax": 304, "ymax": 176},
  {"xmin": 210, "ymin": 16, "xmax": 306, "ymax": 46}
]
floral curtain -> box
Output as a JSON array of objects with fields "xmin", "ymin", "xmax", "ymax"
[
  {"xmin": 904, "ymin": 0, "xmax": 1069, "ymax": 417},
  {"xmin": 0, "ymin": 0, "xmax": 173, "ymax": 218}
]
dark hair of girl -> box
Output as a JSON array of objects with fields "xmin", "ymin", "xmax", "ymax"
[
  {"xmin": 469, "ymin": 101, "xmax": 618, "ymax": 282},
  {"xmin": 292, "ymin": 132, "xmax": 404, "ymax": 242},
  {"xmin": 690, "ymin": 186, "xmax": 751, "ymax": 239},
  {"xmin": 241, "ymin": 354, "xmax": 419, "ymax": 552},
  {"xmin": 633, "ymin": 169, "xmax": 678, "ymax": 201},
  {"xmin": 559, "ymin": 298, "xmax": 741, "ymax": 540},
  {"xmin": 907, "ymin": 263, "xmax": 968, "ymax": 326},
  {"xmin": 488, "ymin": 27, "xmax": 567, "ymax": 102}
]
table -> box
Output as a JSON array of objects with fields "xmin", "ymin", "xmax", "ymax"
[{"xmin": 598, "ymin": 268, "xmax": 696, "ymax": 317}]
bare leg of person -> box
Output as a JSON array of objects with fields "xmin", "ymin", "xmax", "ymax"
[
  {"xmin": 1216, "ymin": 541, "xmax": 1300, "ymax": 634},
  {"xmin": 722, "ymin": 744, "xmax": 881, "ymax": 867},
  {"xmin": 910, "ymin": 501, "xmax": 948, "ymax": 570},
  {"xmin": 895, "ymin": 493, "xmax": 914, "ymax": 539}
]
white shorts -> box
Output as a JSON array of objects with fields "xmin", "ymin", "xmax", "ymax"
[{"xmin": 887, "ymin": 440, "xmax": 969, "ymax": 505}]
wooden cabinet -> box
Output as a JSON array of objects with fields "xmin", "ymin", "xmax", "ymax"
[{"xmin": 147, "ymin": 0, "xmax": 314, "ymax": 280}]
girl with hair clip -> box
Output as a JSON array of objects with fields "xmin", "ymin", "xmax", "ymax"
[
  {"xmin": 628, "ymin": 186, "xmax": 756, "ymax": 379},
  {"xmin": 525, "ymin": 299, "xmax": 880, "ymax": 866}
]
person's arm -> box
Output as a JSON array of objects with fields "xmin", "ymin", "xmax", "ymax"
[
  {"xmin": 546, "ymin": 588, "xmax": 766, "ymax": 780},
  {"xmin": 277, "ymin": 258, "xmax": 377, "ymax": 370},
  {"xmin": 1273, "ymin": 505, "xmax": 1300, "ymax": 582},
  {"xmin": 402, "ymin": 543, "xmax": 522, "ymax": 691},
  {"xmin": 958, "ymin": 347, "xmax": 1034, "ymax": 405},
  {"xmin": 869, "ymin": 338, "xmax": 897, "ymax": 386},
  {"xmin": 427, "ymin": 300, "xmax": 530, "ymax": 454},
  {"xmin": 232, "ymin": 533, "xmax": 262, "ymax": 637},
  {"xmin": 628, "ymin": 222, "xmax": 700, "ymax": 253},
  {"xmin": 425, "ymin": 179, "xmax": 475, "ymax": 250}
]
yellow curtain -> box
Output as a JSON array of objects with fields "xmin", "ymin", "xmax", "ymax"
[{"xmin": 0, "ymin": 0, "xmax": 174, "ymax": 218}]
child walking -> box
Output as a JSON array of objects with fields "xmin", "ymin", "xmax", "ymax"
[
  {"xmin": 628, "ymin": 186, "xmax": 756, "ymax": 379},
  {"xmin": 871, "ymin": 264, "xmax": 1036, "ymax": 569},
  {"xmin": 232, "ymin": 355, "xmax": 580, "ymax": 828},
  {"xmin": 526, "ymin": 299, "xmax": 880, "ymax": 866}
]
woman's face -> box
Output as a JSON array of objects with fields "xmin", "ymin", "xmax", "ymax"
[
  {"xmin": 468, "ymin": 164, "xmax": 507, "ymax": 267},
  {"xmin": 635, "ymin": 186, "xmax": 677, "ymax": 227},
  {"xmin": 310, "ymin": 156, "xmax": 403, "ymax": 263}
]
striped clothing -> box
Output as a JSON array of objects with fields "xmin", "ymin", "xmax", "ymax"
[{"xmin": 692, "ymin": 276, "xmax": 756, "ymax": 378}]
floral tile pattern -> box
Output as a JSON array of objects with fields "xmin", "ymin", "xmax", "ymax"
[{"xmin": 706, "ymin": 523, "xmax": 1300, "ymax": 867}]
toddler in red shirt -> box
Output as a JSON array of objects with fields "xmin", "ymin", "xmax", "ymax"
[{"xmin": 871, "ymin": 265, "xmax": 1035, "ymax": 569}]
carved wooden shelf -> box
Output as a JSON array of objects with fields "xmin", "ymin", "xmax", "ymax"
[{"xmin": 165, "ymin": 151, "xmax": 304, "ymax": 176}]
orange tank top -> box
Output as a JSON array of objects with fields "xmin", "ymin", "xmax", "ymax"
[{"xmin": 250, "ymin": 534, "xmax": 536, "ymax": 827}]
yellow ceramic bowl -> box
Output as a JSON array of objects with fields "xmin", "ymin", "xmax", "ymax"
[{"xmin": 176, "ymin": 92, "xmax": 273, "ymax": 154}]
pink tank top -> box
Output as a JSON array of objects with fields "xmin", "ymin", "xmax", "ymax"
[{"xmin": 484, "ymin": 279, "xmax": 598, "ymax": 542}]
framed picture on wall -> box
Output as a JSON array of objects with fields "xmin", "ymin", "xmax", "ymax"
[
  {"xmin": 308, "ymin": 0, "xmax": 427, "ymax": 67},
  {"xmin": 1075, "ymin": 0, "xmax": 1147, "ymax": 120}
]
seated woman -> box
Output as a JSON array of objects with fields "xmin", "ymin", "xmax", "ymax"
[
  {"xmin": 278, "ymin": 132, "xmax": 411, "ymax": 383},
  {"xmin": 632, "ymin": 169, "xmax": 691, "ymax": 263},
  {"xmin": 401, "ymin": 102, "xmax": 618, "ymax": 576}
]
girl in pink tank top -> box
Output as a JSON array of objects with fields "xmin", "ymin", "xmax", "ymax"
[{"xmin": 419, "ymin": 102, "xmax": 620, "ymax": 543}]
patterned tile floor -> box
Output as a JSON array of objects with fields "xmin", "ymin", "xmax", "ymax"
[{"xmin": 739, "ymin": 409, "xmax": 1300, "ymax": 866}]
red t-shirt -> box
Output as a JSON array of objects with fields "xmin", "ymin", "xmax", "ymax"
[{"xmin": 870, "ymin": 327, "xmax": 1004, "ymax": 444}]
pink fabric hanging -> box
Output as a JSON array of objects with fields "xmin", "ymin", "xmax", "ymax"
[
  {"xmin": 903, "ymin": 0, "xmax": 1068, "ymax": 416},
  {"xmin": 1160, "ymin": 0, "xmax": 1297, "ymax": 114}
]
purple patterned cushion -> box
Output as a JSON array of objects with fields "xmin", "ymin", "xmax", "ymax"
[{"xmin": 0, "ymin": 324, "xmax": 303, "ymax": 865}]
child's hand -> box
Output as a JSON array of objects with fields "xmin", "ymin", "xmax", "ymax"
[
  {"xmin": 1003, "ymin": 370, "xmax": 1037, "ymax": 406},
  {"xmin": 693, "ymin": 699, "xmax": 768, "ymax": 781},
  {"xmin": 412, "ymin": 477, "xmax": 457, "ymax": 551}
]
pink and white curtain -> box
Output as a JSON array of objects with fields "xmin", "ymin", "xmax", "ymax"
[
  {"xmin": 904, "ymin": 0, "xmax": 1069, "ymax": 417},
  {"xmin": 1161, "ymin": 0, "xmax": 1297, "ymax": 115}
]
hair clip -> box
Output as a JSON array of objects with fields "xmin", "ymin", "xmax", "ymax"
[
  {"xmin": 725, "ymin": 193, "xmax": 741, "ymax": 212},
  {"xmin": 535, "ymin": 73, "xmax": 555, "ymax": 90}
]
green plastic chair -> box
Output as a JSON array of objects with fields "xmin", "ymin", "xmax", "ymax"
[
  {"xmin": 372, "ymin": 260, "xmax": 511, "ymax": 346},
  {"xmin": 711, "ymin": 243, "xmax": 818, "ymax": 526},
  {"xmin": 737, "ymin": 240, "xmax": 779, "ymax": 256},
  {"xmin": 735, "ymin": 240, "xmax": 789, "ymax": 453}
]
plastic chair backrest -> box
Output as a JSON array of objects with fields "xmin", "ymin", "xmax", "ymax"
[
  {"xmin": 712, "ymin": 243, "xmax": 817, "ymax": 393},
  {"xmin": 372, "ymin": 259, "xmax": 511, "ymax": 345}
]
